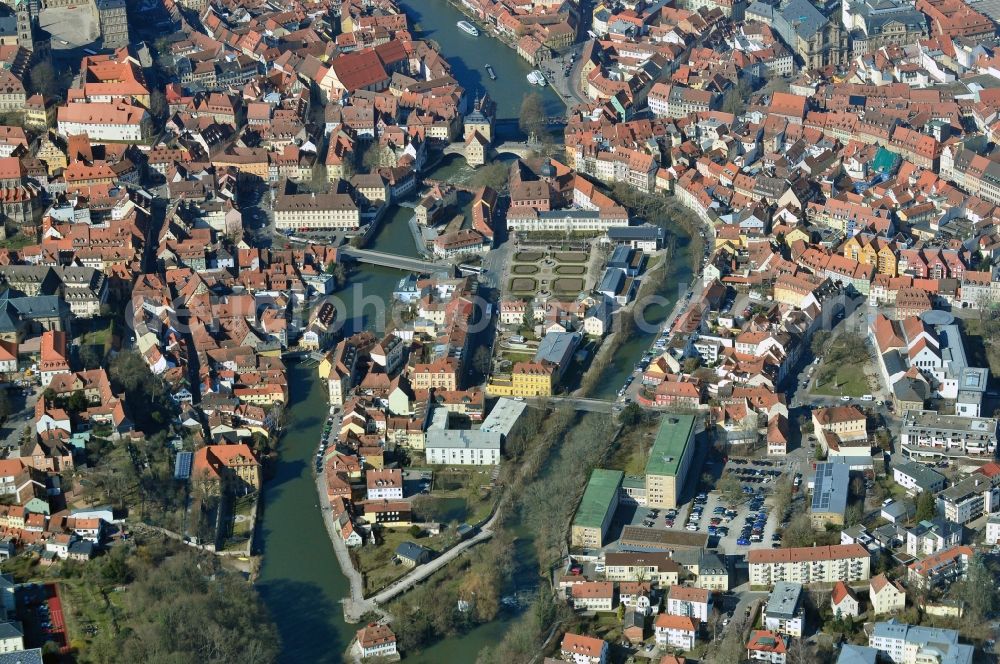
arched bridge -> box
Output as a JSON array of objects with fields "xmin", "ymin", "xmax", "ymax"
[
  {"xmin": 339, "ymin": 247, "xmax": 444, "ymax": 273},
  {"xmin": 443, "ymin": 141, "xmax": 537, "ymax": 160}
]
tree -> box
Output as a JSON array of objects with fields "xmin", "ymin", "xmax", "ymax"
[
  {"xmin": 472, "ymin": 346, "xmax": 492, "ymax": 376},
  {"xmin": 29, "ymin": 61, "xmax": 57, "ymax": 98},
  {"xmin": 716, "ymin": 474, "xmax": 743, "ymax": 504},
  {"xmin": 519, "ymin": 93, "xmax": 547, "ymax": 142},
  {"xmin": 325, "ymin": 261, "xmax": 347, "ymax": 288},
  {"xmin": 67, "ymin": 390, "xmax": 89, "ymax": 413},
  {"xmin": 915, "ymin": 490, "xmax": 937, "ymax": 522},
  {"xmin": 471, "ymin": 162, "xmax": 510, "ymax": 190},
  {"xmin": 720, "ymin": 77, "xmax": 753, "ymax": 117},
  {"xmin": 810, "ymin": 330, "xmax": 832, "ymax": 357},
  {"xmin": 783, "ymin": 512, "xmax": 816, "ymax": 548},
  {"xmin": 149, "ymin": 90, "xmax": 168, "ymax": 125},
  {"xmin": 360, "ymin": 142, "xmax": 391, "ymax": 171},
  {"xmin": 109, "ymin": 352, "xmax": 176, "ymax": 433},
  {"xmin": 965, "ymin": 552, "xmax": 997, "ymax": 620},
  {"xmin": 772, "ymin": 475, "xmax": 793, "ymax": 519},
  {"xmin": 844, "ymin": 503, "xmax": 863, "ymax": 527},
  {"xmin": 715, "ymin": 614, "xmax": 747, "ymax": 662},
  {"xmin": 80, "ymin": 344, "xmax": 103, "ymax": 370},
  {"xmin": 618, "ymin": 402, "xmax": 643, "ymax": 427}
]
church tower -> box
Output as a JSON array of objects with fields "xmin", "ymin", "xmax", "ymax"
[{"xmin": 15, "ymin": 0, "xmax": 34, "ymax": 52}]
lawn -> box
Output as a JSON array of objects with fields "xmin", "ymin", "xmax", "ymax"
[
  {"xmin": 356, "ymin": 527, "xmax": 456, "ymax": 595},
  {"xmin": 606, "ymin": 419, "xmax": 659, "ymax": 476},
  {"xmin": 59, "ymin": 578, "xmax": 119, "ymax": 655},
  {"xmin": 812, "ymin": 364, "xmax": 870, "ymax": 397},
  {"xmin": 555, "ymin": 265, "xmax": 586, "ymax": 275},
  {"xmin": 355, "ymin": 528, "xmax": 420, "ymax": 595},
  {"xmin": 509, "ymin": 277, "xmax": 537, "ymax": 293},
  {"xmin": 78, "ymin": 318, "xmax": 113, "ymax": 347},
  {"xmin": 555, "ymin": 251, "xmax": 588, "ymax": 263},
  {"xmin": 501, "ymin": 351, "xmax": 536, "ymax": 364},
  {"xmin": 0, "ymin": 233, "xmax": 37, "ymax": 251},
  {"xmin": 552, "ymin": 277, "xmax": 585, "ymax": 294},
  {"xmin": 512, "ymin": 264, "xmax": 539, "ymax": 275},
  {"xmin": 230, "ymin": 495, "xmax": 256, "ymax": 538},
  {"xmin": 515, "ymin": 251, "xmax": 543, "ymax": 262}
]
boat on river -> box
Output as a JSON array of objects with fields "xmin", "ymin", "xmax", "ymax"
[
  {"xmin": 457, "ymin": 20, "xmax": 479, "ymax": 36},
  {"xmin": 527, "ymin": 70, "xmax": 547, "ymax": 86},
  {"xmin": 485, "ymin": 64, "xmax": 497, "ymax": 80}
]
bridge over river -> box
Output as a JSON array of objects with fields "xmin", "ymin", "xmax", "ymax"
[
  {"xmin": 443, "ymin": 140, "xmax": 540, "ymax": 160},
  {"xmin": 338, "ymin": 246, "xmax": 444, "ymax": 272}
]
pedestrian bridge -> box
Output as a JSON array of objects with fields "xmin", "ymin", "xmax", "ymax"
[{"xmin": 339, "ymin": 247, "xmax": 444, "ymax": 273}]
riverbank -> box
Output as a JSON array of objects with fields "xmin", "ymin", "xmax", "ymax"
[
  {"xmin": 314, "ymin": 466, "xmax": 371, "ymax": 624},
  {"xmin": 440, "ymin": 0, "xmax": 578, "ymax": 108}
]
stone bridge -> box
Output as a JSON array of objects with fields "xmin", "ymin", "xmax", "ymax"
[{"xmin": 443, "ymin": 140, "xmax": 537, "ymax": 160}]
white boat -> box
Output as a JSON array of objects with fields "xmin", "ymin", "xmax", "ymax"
[
  {"xmin": 526, "ymin": 70, "xmax": 544, "ymax": 85},
  {"xmin": 457, "ymin": 20, "xmax": 479, "ymax": 36}
]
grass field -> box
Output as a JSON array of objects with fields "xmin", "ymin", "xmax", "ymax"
[
  {"xmin": 355, "ymin": 528, "xmax": 425, "ymax": 595},
  {"xmin": 78, "ymin": 318, "xmax": 113, "ymax": 347},
  {"xmin": 509, "ymin": 277, "xmax": 537, "ymax": 293},
  {"xmin": 555, "ymin": 251, "xmax": 588, "ymax": 263},
  {"xmin": 59, "ymin": 578, "xmax": 118, "ymax": 655},
  {"xmin": 515, "ymin": 251, "xmax": 543, "ymax": 262},
  {"xmin": 512, "ymin": 264, "xmax": 539, "ymax": 275},
  {"xmin": 552, "ymin": 277, "xmax": 585, "ymax": 293},
  {"xmin": 812, "ymin": 365, "xmax": 870, "ymax": 397},
  {"xmin": 555, "ymin": 265, "xmax": 586, "ymax": 275}
]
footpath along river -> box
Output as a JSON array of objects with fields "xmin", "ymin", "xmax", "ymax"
[{"xmin": 254, "ymin": 1, "xmax": 695, "ymax": 659}]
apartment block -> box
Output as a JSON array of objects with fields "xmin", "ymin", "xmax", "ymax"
[
  {"xmin": 763, "ymin": 582, "xmax": 804, "ymax": 638},
  {"xmin": 571, "ymin": 469, "xmax": 623, "ymax": 549},
  {"xmin": 748, "ymin": 544, "xmax": 871, "ymax": 587},
  {"xmin": 869, "ymin": 620, "xmax": 973, "ymax": 664},
  {"xmin": 937, "ymin": 472, "xmax": 1000, "ymax": 525},
  {"xmin": 644, "ymin": 413, "xmax": 697, "ymax": 509},
  {"xmin": 900, "ymin": 410, "xmax": 997, "ymax": 460}
]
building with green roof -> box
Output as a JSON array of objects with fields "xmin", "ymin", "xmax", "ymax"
[
  {"xmin": 645, "ymin": 413, "xmax": 697, "ymax": 509},
  {"xmin": 571, "ymin": 469, "xmax": 624, "ymax": 549}
]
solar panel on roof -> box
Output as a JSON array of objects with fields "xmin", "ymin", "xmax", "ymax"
[{"xmin": 174, "ymin": 451, "xmax": 193, "ymax": 480}]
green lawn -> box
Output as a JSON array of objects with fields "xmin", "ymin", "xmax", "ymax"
[
  {"xmin": 60, "ymin": 578, "xmax": 119, "ymax": 654},
  {"xmin": 356, "ymin": 528, "xmax": 435, "ymax": 595},
  {"xmin": 501, "ymin": 351, "xmax": 536, "ymax": 363},
  {"xmin": 0, "ymin": 233, "xmax": 37, "ymax": 251},
  {"xmin": 812, "ymin": 365, "xmax": 869, "ymax": 397},
  {"xmin": 78, "ymin": 318, "xmax": 113, "ymax": 346}
]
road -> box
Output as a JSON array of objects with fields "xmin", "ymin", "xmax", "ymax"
[
  {"xmin": 0, "ymin": 387, "xmax": 41, "ymax": 452},
  {"xmin": 529, "ymin": 396, "xmax": 614, "ymax": 413},
  {"xmin": 315, "ymin": 466, "xmax": 374, "ymax": 624}
]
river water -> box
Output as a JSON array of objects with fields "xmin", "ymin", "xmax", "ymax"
[
  {"xmin": 255, "ymin": 2, "xmax": 694, "ymax": 659},
  {"xmin": 591, "ymin": 232, "xmax": 696, "ymax": 400}
]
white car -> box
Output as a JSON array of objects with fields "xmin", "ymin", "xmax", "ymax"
[
  {"xmin": 594, "ymin": 564, "xmax": 605, "ymax": 572},
  {"xmin": 840, "ymin": 395, "xmax": 851, "ymax": 401}
]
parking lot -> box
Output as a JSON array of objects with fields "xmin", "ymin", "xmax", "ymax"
[
  {"xmin": 610, "ymin": 456, "xmax": 803, "ymax": 558},
  {"xmin": 18, "ymin": 583, "xmax": 68, "ymax": 652}
]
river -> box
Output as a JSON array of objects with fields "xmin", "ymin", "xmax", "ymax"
[
  {"xmin": 401, "ymin": 0, "xmax": 564, "ymax": 138},
  {"xmin": 591, "ymin": 231, "xmax": 697, "ymax": 400},
  {"xmin": 255, "ymin": 2, "xmax": 693, "ymax": 659}
]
